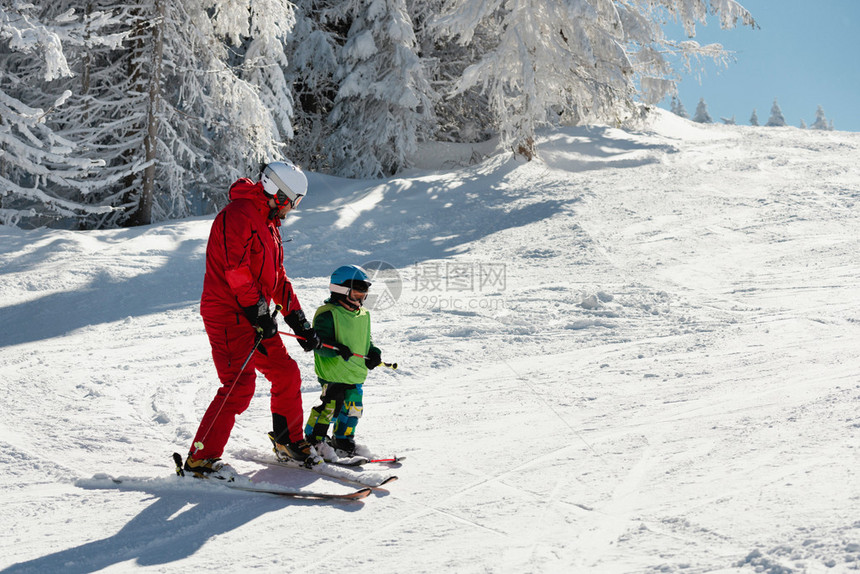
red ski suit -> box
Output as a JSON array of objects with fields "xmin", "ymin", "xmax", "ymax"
[{"xmin": 191, "ymin": 178, "xmax": 305, "ymax": 459}]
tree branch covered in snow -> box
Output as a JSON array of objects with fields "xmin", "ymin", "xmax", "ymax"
[{"xmin": 0, "ymin": 2, "xmax": 112, "ymax": 226}]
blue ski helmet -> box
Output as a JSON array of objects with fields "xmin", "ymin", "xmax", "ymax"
[{"xmin": 329, "ymin": 265, "xmax": 371, "ymax": 295}]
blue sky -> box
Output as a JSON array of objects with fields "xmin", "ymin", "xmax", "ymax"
[{"xmin": 658, "ymin": 0, "xmax": 859, "ymax": 131}]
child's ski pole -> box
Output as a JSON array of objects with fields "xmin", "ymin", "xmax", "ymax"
[{"xmin": 279, "ymin": 331, "xmax": 398, "ymax": 370}]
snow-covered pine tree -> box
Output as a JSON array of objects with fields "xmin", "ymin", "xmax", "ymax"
[
  {"xmin": 799, "ymin": 119, "xmax": 807, "ymax": 129},
  {"xmin": 765, "ymin": 98, "xmax": 786, "ymax": 127},
  {"xmin": 0, "ymin": 2, "xmax": 114, "ymax": 227},
  {"xmin": 692, "ymin": 98, "xmax": 713, "ymax": 123},
  {"xmin": 671, "ymin": 96, "xmax": 689, "ymax": 119},
  {"xmin": 434, "ymin": 0, "xmax": 630, "ymax": 160},
  {"xmin": 810, "ymin": 105, "xmax": 831, "ymax": 130},
  {"xmin": 411, "ymin": 0, "xmax": 496, "ymax": 146},
  {"xmin": 750, "ymin": 108, "xmax": 759, "ymax": 126},
  {"xmin": 41, "ymin": 0, "xmax": 296, "ymax": 227},
  {"xmin": 282, "ymin": 0, "xmax": 343, "ymax": 172},
  {"xmin": 325, "ymin": 0, "xmax": 436, "ymax": 178},
  {"xmin": 432, "ymin": 0, "xmax": 755, "ymax": 160},
  {"xmin": 721, "ymin": 115, "xmax": 736, "ymax": 125}
]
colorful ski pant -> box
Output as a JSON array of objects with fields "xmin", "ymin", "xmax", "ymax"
[
  {"xmin": 304, "ymin": 382, "xmax": 364, "ymax": 442},
  {"xmin": 191, "ymin": 314, "xmax": 305, "ymax": 459}
]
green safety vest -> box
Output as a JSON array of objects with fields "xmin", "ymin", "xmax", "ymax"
[{"xmin": 313, "ymin": 302, "xmax": 372, "ymax": 385}]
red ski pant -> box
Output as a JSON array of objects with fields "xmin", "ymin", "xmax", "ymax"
[{"xmin": 191, "ymin": 316, "xmax": 304, "ymax": 459}]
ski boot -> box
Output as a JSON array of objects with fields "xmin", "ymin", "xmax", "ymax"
[
  {"xmin": 268, "ymin": 432, "xmax": 322, "ymax": 467},
  {"xmin": 184, "ymin": 456, "xmax": 237, "ymax": 481}
]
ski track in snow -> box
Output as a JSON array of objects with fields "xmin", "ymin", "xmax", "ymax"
[{"xmin": 1, "ymin": 111, "xmax": 859, "ymax": 573}]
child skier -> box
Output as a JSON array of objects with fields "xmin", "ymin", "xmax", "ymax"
[{"xmin": 303, "ymin": 265, "xmax": 384, "ymax": 459}]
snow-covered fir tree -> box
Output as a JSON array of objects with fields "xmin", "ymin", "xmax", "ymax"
[
  {"xmin": 799, "ymin": 119, "xmax": 807, "ymax": 129},
  {"xmin": 325, "ymin": 0, "xmax": 435, "ymax": 178},
  {"xmin": 671, "ymin": 96, "xmax": 689, "ymax": 119},
  {"xmin": 36, "ymin": 0, "xmax": 297, "ymax": 227},
  {"xmin": 433, "ymin": 0, "xmax": 755, "ymax": 160},
  {"xmin": 750, "ymin": 108, "xmax": 759, "ymax": 126},
  {"xmin": 810, "ymin": 105, "xmax": 832, "ymax": 130},
  {"xmin": 692, "ymin": 98, "xmax": 713, "ymax": 123},
  {"xmin": 0, "ymin": 1, "xmax": 116, "ymax": 227},
  {"xmin": 282, "ymin": 0, "xmax": 343, "ymax": 172},
  {"xmin": 765, "ymin": 98, "xmax": 786, "ymax": 127},
  {"xmin": 721, "ymin": 115, "xmax": 736, "ymax": 125},
  {"xmin": 412, "ymin": 0, "xmax": 496, "ymax": 145}
]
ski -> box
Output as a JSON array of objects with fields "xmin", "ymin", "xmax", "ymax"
[
  {"xmin": 78, "ymin": 472, "xmax": 372, "ymax": 501},
  {"xmin": 248, "ymin": 453, "xmax": 397, "ymax": 488},
  {"xmin": 209, "ymin": 480, "xmax": 372, "ymax": 500},
  {"xmin": 311, "ymin": 438, "xmax": 405, "ymax": 466},
  {"xmin": 324, "ymin": 455, "xmax": 405, "ymax": 467},
  {"xmin": 166, "ymin": 452, "xmax": 371, "ymax": 500}
]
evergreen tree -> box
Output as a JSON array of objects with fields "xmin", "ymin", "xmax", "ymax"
[
  {"xmin": 0, "ymin": 1, "xmax": 115, "ymax": 227},
  {"xmin": 671, "ymin": 96, "xmax": 689, "ymax": 119},
  {"xmin": 432, "ymin": 0, "xmax": 755, "ymax": 160},
  {"xmin": 810, "ymin": 105, "xmax": 831, "ymax": 130},
  {"xmin": 42, "ymin": 0, "xmax": 297, "ymax": 227},
  {"xmin": 721, "ymin": 115, "xmax": 736, "ymax": 125},
  {"xmin": 750, "ymin": 108, "xmax": 759, "ymax": 126},
  {"xmin": 325, "ymin": 0, "xmax": 436, "ymax": 178},
  {"xmin": 692, "ymin": 98, "xmax": 713, "ymax": 123},
  {"xmin": 765, "ymin": 98, "xmax": 786, "ymax": 127},
  {"xmin": 412, "ymin": 0, "xmax": 495, "ymax": 145},
  {"xmin": 282, "ymin": 0, "xmax": 344, "ymax": 172}
]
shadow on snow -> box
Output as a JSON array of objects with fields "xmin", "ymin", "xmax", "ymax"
[{"xmin": 1, "ymin": 488, "xmax": 361, "ymax": 574}]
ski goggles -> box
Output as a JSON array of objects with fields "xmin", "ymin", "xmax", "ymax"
[{"xmin": 274, "ymin": 188, "xmax": 303, "ymax": 210}]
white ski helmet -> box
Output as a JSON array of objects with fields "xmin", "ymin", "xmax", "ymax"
[{"xmin": 261, "ymin": 160, "xmax": 308, "ymax": 209}]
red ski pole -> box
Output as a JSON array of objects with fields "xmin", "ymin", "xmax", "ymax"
[{"xmin": 279, "ymin": 331, "xmax": 398, "ymax": 370}]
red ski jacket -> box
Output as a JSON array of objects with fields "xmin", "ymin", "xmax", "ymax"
[{"xmin": 200, "ymin": 178, "xmax": 302, "ymax": 323}]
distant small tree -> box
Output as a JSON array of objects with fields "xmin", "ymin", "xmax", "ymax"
[
  {"xmin": 765, "ymin": 98, "xmax": 786, "ymax": 127},
  {"xmin": 799, "ymin": 119, "xmax": 807, "ymax": 129},
  {"xmin": 692, "ymin": 98, "xmax": 712, "ymax": 123},
  {"xmin": 810, "ymin": 105, "xmax": 832, "ymax": 130},
  {"xmin": 670, "ymin": 96, "xmax": 689, "ymax": 119},
  {"xmin": 721, "ymin": 115, "xmax": 736, "ymax": 125},
  {"xmin": 750, "ymin": 108, "xmax": 759, "ymax": 126}
]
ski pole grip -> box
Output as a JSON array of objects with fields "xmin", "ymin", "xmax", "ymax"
[{"xmin": 255, "ymin": 304, "xmax": 283, "ymax": 336}]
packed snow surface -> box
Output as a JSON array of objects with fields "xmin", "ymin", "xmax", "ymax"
[{"xmin": 1, "ymin": 110, "xmax": 859, "ymax": 573}]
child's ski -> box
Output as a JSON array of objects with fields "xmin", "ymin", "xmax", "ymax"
[
  {"xmin": 249, "ymin": 454, "xmax": 397, "ymax": 488},
  {"xmin": 314, "ymin": 439, "xmax": 405, "ymax": 466},
  {"xmin": 207, "ymin": 479, "xmax": 372, "ymax": 500},
  {"xmin": 325, "ymin": 455, "xmax": 405, "ymax": 466}
]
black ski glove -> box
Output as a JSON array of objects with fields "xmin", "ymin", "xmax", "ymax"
[
  {"xmin": 365, "ymin": 348, "xmax": 382, "ymax": 370},
  {"xmin": 333, "ymin": 343, "xmax": 353, "ymax": 361},
  {"xmin": 242, "ymin": 297, "xmax": 278, "ymax": 339},
  {"xmin": 284, "ymin": 309, "xmax": 322, "ymax": 352}
]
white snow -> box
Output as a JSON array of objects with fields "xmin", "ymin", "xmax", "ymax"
[{"xmin": 1, "ymin": 109, "xmax": 859, "ymax": 573}]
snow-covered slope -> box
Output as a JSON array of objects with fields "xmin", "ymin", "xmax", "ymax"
[{"xmin": 2, "ymin": 110, "xmax": 859, "ymax": 573}]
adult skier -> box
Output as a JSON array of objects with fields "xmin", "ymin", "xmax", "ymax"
[{"xmin": 185, "ymin": 161, "xmax": 322, "ymax": 478}]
